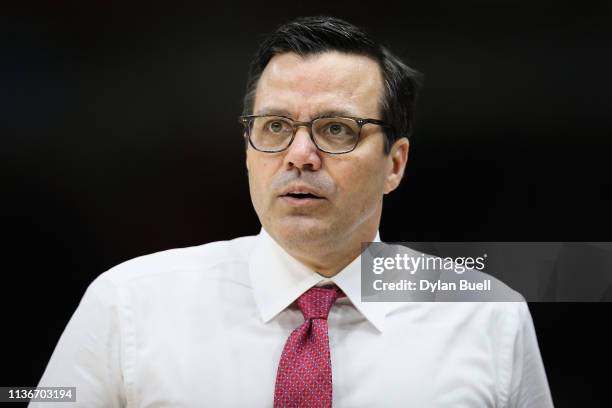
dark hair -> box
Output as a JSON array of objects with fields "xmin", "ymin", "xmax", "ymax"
[{"xmin": 242, "ymin": 16, "xmax": 422, "ymax": 153}]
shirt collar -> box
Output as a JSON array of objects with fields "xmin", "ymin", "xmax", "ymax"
[{"xmin": 248, "ymin": 228, "xmax": 390, "ymax": 332}]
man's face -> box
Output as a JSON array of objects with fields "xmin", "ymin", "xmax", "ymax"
[{"xmin": 247, "ymin": 51, "xmax": 403, "ymax": 250}]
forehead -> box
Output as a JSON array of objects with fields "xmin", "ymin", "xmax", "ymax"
[{"xmin": 254, "ymin": 51, "xmax": 384, "ymax": 118}]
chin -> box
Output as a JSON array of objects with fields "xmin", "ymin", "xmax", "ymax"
[{"xmin": 272, "ymin": 217, "xmax": 333, "ymax": 247}]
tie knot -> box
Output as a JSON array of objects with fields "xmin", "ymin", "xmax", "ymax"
[{"xmin": 296, "ymin": 286, "xmax": 343, "ymax": 320}]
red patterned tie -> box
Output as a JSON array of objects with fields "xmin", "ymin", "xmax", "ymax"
[{"xmin": 274, "ymin": 286, "xmax": 344, "ymax": 408}]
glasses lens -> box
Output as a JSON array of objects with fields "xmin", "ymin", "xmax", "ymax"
[
  {"xmin": 250, "ymin": 116, "xmax": 293, "ymax": 152},
  {"xmin": 313, "ymin": 117, "xmax": 360, "ymax": 153}
]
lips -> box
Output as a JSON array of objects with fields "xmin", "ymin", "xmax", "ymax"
[
  {"xmin": 284, "ymin": 191, "xmax": 322, "ymax": 199},
  {"xmin": 279, "ymin": 185, "xmax": 327, "ymax": 206},
  {"xmin": 279, "ymin": 185, "xmax": 325, "ymax": 200}
]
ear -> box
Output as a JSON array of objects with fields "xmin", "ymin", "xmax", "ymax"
[
  {"xmin": 383, "ymin": 137, "xmax": 409, "ymax": 194},
  {"xmin": 245, "ymin": 146, "xmax": 251, "ymax": 172}
]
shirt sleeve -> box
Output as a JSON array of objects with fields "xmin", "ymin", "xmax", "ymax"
[
  {"xmin": 507, "ymin": 302, "xmax": 554, "ymax": 408},
  {"xmin": 29, "ymin": 276, "xmax": 127, "ymax": 408}
]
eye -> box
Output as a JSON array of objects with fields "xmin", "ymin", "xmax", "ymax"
[
  {"xmin": 322, "ymin": 122, "xmax": 354, "ymax": 137},
  {"xmin": 269, "ymin": 121, "xmax": 285, "ymax": 133},
  {"xmin": 329, "ymin": 123, "xmax": 344, "ymax": 135}
]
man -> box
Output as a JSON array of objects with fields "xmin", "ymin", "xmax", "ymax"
[{"xmin": 33, "ymin": 16, "xmax": 553, "ymax": 407}]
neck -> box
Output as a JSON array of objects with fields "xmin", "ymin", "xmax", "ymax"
[{"xmin": 275, "ymin": 225, "xmax": 379, "ymax": 278}]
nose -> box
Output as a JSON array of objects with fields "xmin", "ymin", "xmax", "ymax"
[{"xmin": 282, "ymin": 127, "xmax": 322, "ymax": 171}]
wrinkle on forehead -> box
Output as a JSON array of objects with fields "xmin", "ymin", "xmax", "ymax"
[{"xmin": 254, "ymin": 51, "xmax": 384, "ymax": 119}]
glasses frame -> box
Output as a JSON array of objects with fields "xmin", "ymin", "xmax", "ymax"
[{"xmin": 238, "ymin": 114, "xmax": 392, "ymax": 154}]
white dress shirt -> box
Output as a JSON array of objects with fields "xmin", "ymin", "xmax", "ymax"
[{"xmin": 33, "ymin": 229, "xmax": 554, "ymax": 407}]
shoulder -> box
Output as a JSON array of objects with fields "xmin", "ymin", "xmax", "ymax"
[{"xmin": 92, "ymin": 234, "xmax": 258, "ymax": 291}]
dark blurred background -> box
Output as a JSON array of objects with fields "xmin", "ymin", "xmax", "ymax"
[{"xmin": 2, "ymin": 1, "xmax": 611, "ymax": 406}]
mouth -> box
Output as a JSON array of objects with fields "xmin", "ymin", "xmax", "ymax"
[
  {"xmin": 284, "ymin": 192, "xmax": 322, "ymax": 199},
  {"xmin": 279, "ymin": 189, "xmax": 326, "ymax": 206}
]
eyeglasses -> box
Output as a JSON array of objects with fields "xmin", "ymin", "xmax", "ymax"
[{"xmin": 238, "ymin": 115, "xmax": 391, "ymax": 154}]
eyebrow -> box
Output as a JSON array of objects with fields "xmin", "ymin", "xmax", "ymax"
[
  {"xmin": 316, "ymin": 109, "xmax": 360, "ymax": 118},
  {"xmin": 254, "ymin": 107, "xmax": 361, "ymax": 119}
]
